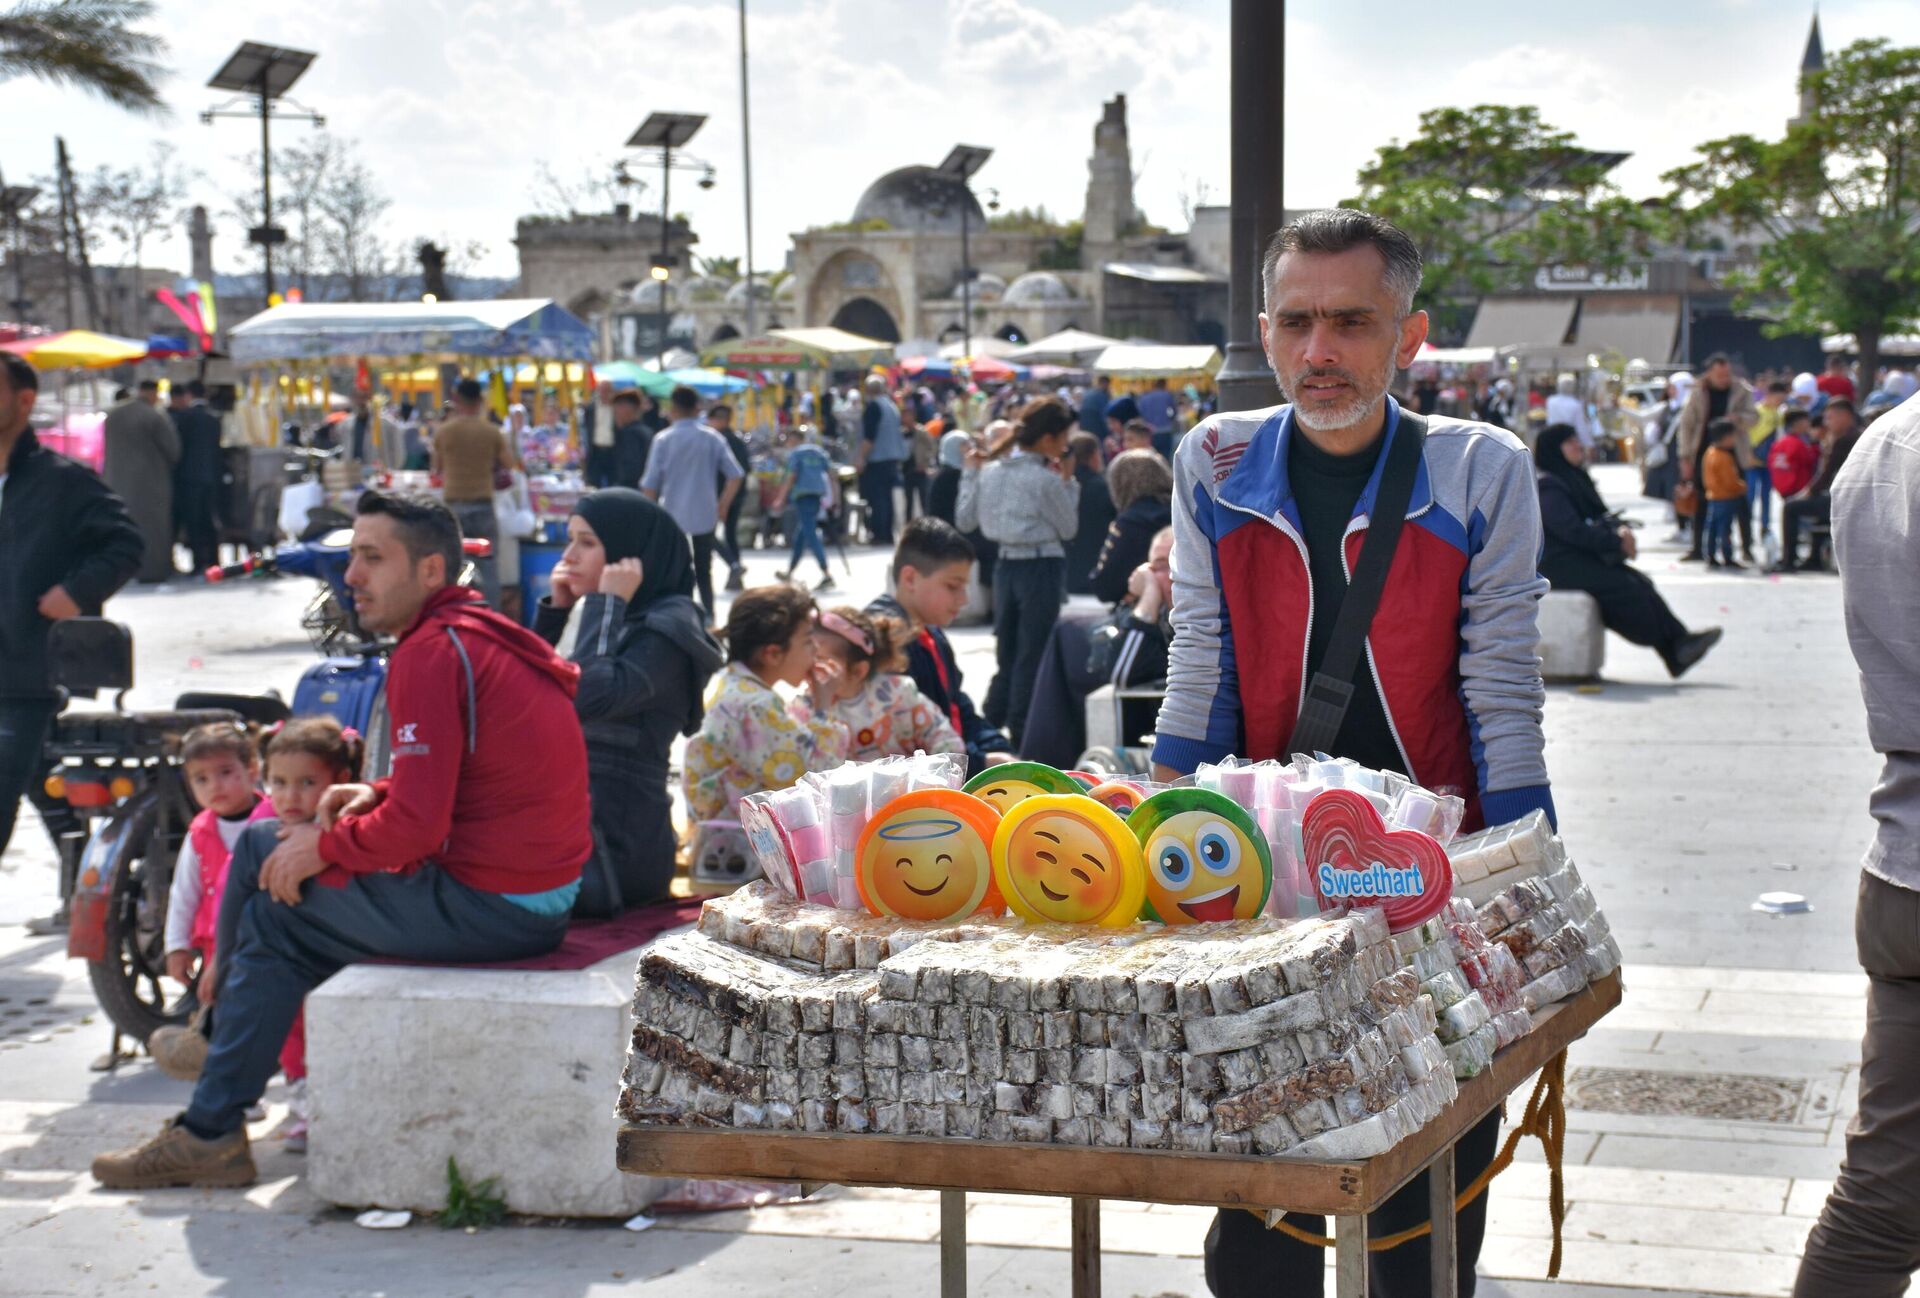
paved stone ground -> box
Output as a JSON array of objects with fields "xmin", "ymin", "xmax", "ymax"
[{"xmin": 0, "ymin": 465, "xmax": 1876, "ymax": 1296}]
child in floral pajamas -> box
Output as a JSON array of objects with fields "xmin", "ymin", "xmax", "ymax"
[
  {"xmin": 685, "ymin": 585, "xmax": 850, "ymax": 821},
  {"xmin": 812, "ymin": 605, "xmax": 964, "ymax": 763}
]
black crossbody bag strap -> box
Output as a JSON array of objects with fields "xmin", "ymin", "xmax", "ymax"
[{"xmin": 1285, "ymin": 412, "xmax": 1428, "ymax": 757}]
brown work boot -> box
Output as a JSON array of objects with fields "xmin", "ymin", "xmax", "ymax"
[
  {"xmin": 147, "ymin": 1023, "xmax": 208, "ymax": 1081},
  {"xmin": 92, "ymin": 1117, "xmax": 255, "ymax": 1189}
]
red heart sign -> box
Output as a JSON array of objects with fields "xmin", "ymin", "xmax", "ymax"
[{"xmin": 1302, "ymin": 788, "xmax": 1453, "ymax": 932}]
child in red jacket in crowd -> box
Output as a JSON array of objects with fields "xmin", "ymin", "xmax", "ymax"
[
  {"xmin": 1769, "ymin": 408, "xmax": 1820, "ymax": 499},
  {"xmin": 153, "ymin": 718, "xmax": 362, "ymax": 1153}
]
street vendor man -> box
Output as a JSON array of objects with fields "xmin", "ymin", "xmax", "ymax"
[
  {"xmin": 93, "ymin": 490, "xmax": 592, "ymax": 1189},
  {"xmin": 1152, "ymin": 208, "xmax": 1555, "ymax": 1296}
]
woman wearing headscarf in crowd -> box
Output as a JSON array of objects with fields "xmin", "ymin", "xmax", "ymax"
[
  {"xmin": 1063, "ymin": 432, "xmax": 1115, "ymax": 596},
  {"xmin": 1534, "ymin": 424, "xmax": 1721, "ymax": 679},
  {"xmin": 535, "ymin": 488, "xmax": 725, "ymax": 914}
]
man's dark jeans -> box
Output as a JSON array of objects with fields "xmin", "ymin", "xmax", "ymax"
[
  {"xmin": 1781, "ymin": 495, "xmax": 1833, "ymax": 568},
  {"xmin": 176, "ymin": 478, "xmax": 221, "ymax": 575},
  {"xmin": 861, "ymin": 459, "xmax": 902, "ymax": 546},
  {"xmin": 0, "ymin": 698, "xmax": 57, "ymax": 860},
  {"xmin": 184, "ymin": 822, "xmax": 566, "ymax": 1138},
  {"xmin": 691, "ymin": 532, "xmax": 719, "ymax": 616},
  {"xmin": 1204, "ymin": 1110, "xmax": 1501, "ymax": 1297}
]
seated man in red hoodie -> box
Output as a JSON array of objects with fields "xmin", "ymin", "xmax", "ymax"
[{"xmin": 94, "ymin": 490, "xmax": 591, "ymax": 1189}]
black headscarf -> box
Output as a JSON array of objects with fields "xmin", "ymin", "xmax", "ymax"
[
  {"xmin": 573, "ymin": 488, "xmax": 695, "ymax": 619},
  {"xmin": 1533, "ymin": 424, "xmax": 1611, "ymax": 522}
]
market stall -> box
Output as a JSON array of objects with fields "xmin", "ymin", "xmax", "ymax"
[
  {"xmin": 1005, "ymin": 328, "xmax": 1122, "ymax": 368},
  {"xmin": 616, "ymin": 752, "xmax": 1622, "ymax": 1298},
  {"xmin": 703, "ymin": 326, "xmax": 895, "ymax": 432}
]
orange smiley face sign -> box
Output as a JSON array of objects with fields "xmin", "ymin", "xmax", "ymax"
[
  {"xmin": 856, "ymin": 790, "xmax": 1005, "ymax": 922},
  {"xmin": 991, "ymin": 794, "xmax": 1146, "ymax": 927}
]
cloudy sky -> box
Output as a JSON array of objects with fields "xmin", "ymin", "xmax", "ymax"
[{"xmin": 1, "ymin": 0, "xmax": 1914, "ymax": 282}]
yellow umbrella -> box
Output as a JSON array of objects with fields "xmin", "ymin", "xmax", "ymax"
[{"xmin": 1, "ymin": 329, "xmax": 150, "ymax": 369}]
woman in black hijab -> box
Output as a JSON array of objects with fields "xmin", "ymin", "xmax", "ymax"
[
  {"xmin": 1534, "ymin": 424, "xmax": 1719, "ymax": 678},
  {"xmin": 536, "ymin": 488, "xmax": 725, "ymax": 913}
]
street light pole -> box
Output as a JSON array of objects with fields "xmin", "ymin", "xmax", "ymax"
[
  {"xmin": 738, "ymin": 0, "xmax": 757, "ymax": 337},
  {"xmin": 939, "ymin": 145, "xmax": 993, "ymax": 365},
  {"xmin": 658, "ymin": 140, "xmax": 672, "ymax": 371},
  {"xmin": 961, "ymin": 196, "xmax": 971, "ymax": 360},
  {"xmin": 1215, "ymin": 0, "xmax": 1286, "ymax": 414},
  {"xmin": 258, "ymin": 67, "xmax": 274, "ymax": 299}
]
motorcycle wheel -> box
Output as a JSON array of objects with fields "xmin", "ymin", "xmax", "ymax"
[{"xmin": 85, "ymin": 792, "xmax": 192, "ymax": 1042}]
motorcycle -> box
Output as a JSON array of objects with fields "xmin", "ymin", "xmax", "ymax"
[{"xmin": 49, "ymin": 531, "xmax": 489, "ymax": 1058}]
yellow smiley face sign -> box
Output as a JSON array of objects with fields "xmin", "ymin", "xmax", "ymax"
[
  {"xmin": 856, "ymin": 790, "xmax": 1004, "ymax": 922},
  {"xmin": 1132, "ymin": 789, "xmax": 1273, "ymax": 924},
  {"xmin": 963, "ymin": 762, "xmax": 1085, "ymax": 813},
  {"xmin": 991, "ymin": 794, "xmax": 1146, "ymax": 927}
]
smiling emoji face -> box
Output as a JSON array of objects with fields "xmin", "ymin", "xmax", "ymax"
[
  {"xmin": 992, "ymin": 795, "xmax": 1145, "ymax": 927},
  {"xmin": 856, "ymin": 791, "xmax": 1004, "ymax": 922},
  {"xmin": 1133, "ymin": 789, "xmax": 1272, "ymax": 924},
  {"xmin": 963, "ymin": 762, "xmax": 1084, "ymax": 813}
]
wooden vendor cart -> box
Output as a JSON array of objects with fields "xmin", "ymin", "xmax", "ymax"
[{"xmin": 619, "ymin": 971, "xmax": 1620, "ymax": 1298}]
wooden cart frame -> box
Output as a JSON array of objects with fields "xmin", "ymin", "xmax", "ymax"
[{"xmin": 619, "ymin": 972, "xmax": 1620, "ymax": 1298}]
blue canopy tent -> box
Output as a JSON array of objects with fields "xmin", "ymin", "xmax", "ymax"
[{"xmin": 227, "ymin": 298, "xmax": 596, "ymax": 363}]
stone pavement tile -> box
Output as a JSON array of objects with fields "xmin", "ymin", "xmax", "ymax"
[
  {"xmin": 1479, "ymin": 1283, "xmax": 1717, "ymax": 1298},
  {"xmin": 1613, "ymin": 986, "xmax": 1710, "ymax": 1014},
  {"xmin": 1513, "ymin": 1130, "xmax": 1601, "ymax": 1165},
  {"xmin": 1563, "ymin": 1110, "xmax": 1835, "ymax": 1147},
  {"xmin": 1554, "ymin": 1202, "xmax": 1812, "ymax": 1256},
  {"xmin": 657, "ymin": 1194, "xmax": 942, "ymax": 1243},
  {"xmin": 1623, "ymin": 966, "xmax": 1867, "ymax": 997},
  {"xmin": 1619, "ymin": 1033, "xmax": 1862, "ymax": 1073},
  {"xmin": 1700, "ymin": 990, "xmax": 1866, "ymax": 1023},
  {"xmin": 1479, "ymin": 1235, "xmax": 1798, "ymax": 1297},
  {"xmin": 1602, "ymin": 1006, "xmax": 1866, "ymax": 1042},
  {"xmin": 1784, "ymin": 1180, "xmax": 1833, "ymax": 1219},
  {"xmin": 1496, "ymin": 1164, "xmax": 1792, "ymax": 1214},
  {"xmin": 1588, "ymin": 1132, "xmax": 1845, "ymax": 1181}
]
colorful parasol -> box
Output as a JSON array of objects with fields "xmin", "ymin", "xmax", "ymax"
[{"xmin": 0, "ymin": 329, "xmax": 150, "ymax": 369}]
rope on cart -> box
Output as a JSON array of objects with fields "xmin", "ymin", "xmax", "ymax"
[{"xmin": 1252, "ymin": 1050, "xmax": 1568, "ymax": 1277}]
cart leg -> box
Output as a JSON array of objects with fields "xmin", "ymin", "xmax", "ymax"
[
  {"xmin": 939, "ymin": 1190, "xmax": 966, "ymax": 1298},
  {"xmin": 1070, "ymin": 1197, "xmax": 1101, "ymax": 1298},
  {"xmin": 1429, "ymin": 1143, "xmax": 1459, "ymax": 1298},
  {"xmin": 1334, "ymin": 1213, "xmax": 1369, "ymax": 1298}
]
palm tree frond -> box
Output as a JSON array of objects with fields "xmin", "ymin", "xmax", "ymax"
[{"xmin": 0, "ymin": 0, "xmax": 169, "ymax": 115}]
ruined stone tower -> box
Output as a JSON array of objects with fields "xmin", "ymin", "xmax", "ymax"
[{"xmin": 1082, "ymin": 94, "xmax": 1138, "ymax": 249}]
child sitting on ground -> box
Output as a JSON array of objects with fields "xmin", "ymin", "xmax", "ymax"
[
  {"xmin": 866, "ymin": 517, "xmax": 1013, "ymax": 776},
  {"xmin": 685, "ymin": 584, "xmax": 850, "ymax": 821},
  {"xmin": 1702, "ymin": 418, "xmax": 1747, "ymax": 570},
  {"xmin": 812, "ymin": 605, "xmax": 964, "ymax": 763},
  {"xmin": 151, "ymin": 717, "xmax": 364, "ymax": 1153}
]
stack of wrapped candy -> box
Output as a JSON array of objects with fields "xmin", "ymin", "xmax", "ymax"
[
  {"xmin": 1195, "ymin": 755, "xmax": 1466, "ymax": 919},
  {"xmin": 1474, "ymin": 853, "xmax": 1621, "ymax": 1014},
  {"xmin": 619, "ymin": 884, "xmax": 1463, "ymax": 1161},
  {"xmin": 741, "ymin": 753, "xmax": 966, "ymax": 909},
  {"xmin": 1445, "ymin": 809, "xmax": 1562, "ymax": 907}
]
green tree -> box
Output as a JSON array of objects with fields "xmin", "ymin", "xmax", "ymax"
[
  {"xmin": 1663, "ymin": 37, "xmax": 1920, "ymax": 385},
  {"xmin": 0, "ymin": 0, "xmax": 165, "ymax": 114},
  {"xmin": 1349, "ymin": 105, "xmax": 1655, "ymax": 330}
]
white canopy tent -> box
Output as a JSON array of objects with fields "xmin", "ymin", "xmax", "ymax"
[
  {"xmin": 1090, "ymin": 342, "xmax": 1223, "ymax": 379},
  {"xmin": 1005, "ymin": 328, "xmax": 1123, "ymax": 366}
]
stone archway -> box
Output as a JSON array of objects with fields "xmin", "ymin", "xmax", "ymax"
[
  {"xmin": 995, "ymin": 323, "xmax": 1026, "ymax": 343},
  {"xmin": 710, "ymin": 323, "xmax": 741, "ymax": 343},
  {"xmin": 831, "ymin": 296, "xmax": 901, "ymax": 343}
]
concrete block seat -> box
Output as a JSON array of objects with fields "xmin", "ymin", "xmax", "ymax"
[
  {"xmin": 1537, "ymin": 589, "xmax": 1605, "ymax": 682},
  {"xmin": 306, "ymin": 899, "xmax": 702, "ymax": 1219}
]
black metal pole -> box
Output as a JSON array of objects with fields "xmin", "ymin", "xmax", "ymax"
[
  {"xmin": 961, "ymin": 195, "xmax": 972, "ymax": 361},
  {"xmin": 739, "ymin": 0, "xmax": 756, "ymax": 337},
  {"xmin": 1216, "ymin": 0, "xmax": 1286, "ymax": 414},
  {"xmin": 659, "ymin": 143, "xmax": 672, "ymax": 371},
  {"xmin": 259, "ymin": 69, "xmax": 275, "ymax": 300}
]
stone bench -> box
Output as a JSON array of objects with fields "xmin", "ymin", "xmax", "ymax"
[
  {"xmin": 1538, "ymin": 589, "xmax": 1605, "ymax": 682},
  {"xmin": 306, "ymin": 943, "xmax": 677, "ymax": 1219}
]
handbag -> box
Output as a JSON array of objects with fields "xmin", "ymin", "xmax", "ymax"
[
  {"xmin": 1285, "ymin": 413, "xmax": 1428, "ymax": 757},
  {"xmin": 1672, "ymin": 479, "xmax": 1699, "ymax": 520}
]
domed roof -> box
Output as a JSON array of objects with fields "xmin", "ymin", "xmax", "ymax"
[
  {"xmin": 628, "ymin": 279, "xmax": 677, "ymax": 308},
  {"xmin": 1003, "ymin": 270, "xmax": 1074, "ymax": 305},
  {"xmin": 724, "ymin": 279, "xmax": 775, "ymax": 306},
  {"xmin": 851, "ymin": 165, "xmax": 985, "ymax": 235},
  {"xmin": 959, "ymin": 272, "xmax": 1007, "ymax": 302},
  {"xmin": 681, "ymin": 274, "xmax": 728, "ymax": 302}
]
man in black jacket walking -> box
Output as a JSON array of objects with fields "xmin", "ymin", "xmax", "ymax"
[
  {"xmin": 170, "ymin": 380, "xmax": 225, "ymax": 575},
  {"xmin": 0, "ymin": 354, "xmax": 143, "ymax": 871}
]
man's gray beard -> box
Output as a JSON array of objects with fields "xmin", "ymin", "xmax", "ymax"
[{"xmin": 1276, "ymin": 352, "xmax": 1398, "ymax": 432}]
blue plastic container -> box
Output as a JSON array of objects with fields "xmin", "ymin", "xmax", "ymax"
[{"xmin": 519, "ymin": 541, "xmax": 566, "ymax": 625}]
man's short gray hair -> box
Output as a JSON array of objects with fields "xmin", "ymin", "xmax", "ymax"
[{"xmin": 1261, "ymin": 208, "xmax": 1423, "ymax": 317}]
